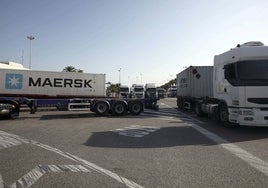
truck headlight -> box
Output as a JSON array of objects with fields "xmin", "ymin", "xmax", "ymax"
[
  {"xmin": 237, "ymin": 110, "xmax": 254, "ymax": 116},
  {"xmin": 242, "ymin": 110, "xmax": 254, "ymax": 116}
]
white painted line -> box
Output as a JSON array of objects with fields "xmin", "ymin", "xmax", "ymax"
[
  {"xmin": 33, "ymin": 143, "xmax": 143, "ymax": 188},
  {"xmin": 162, "ymin": 102, "xmax": 268, "ymax": 176},
  {"xmin": 113, "ymin": 125, "xmax": 160, "ymax": 138},
  {"xmin": 0, "ymin": 173, "xmax": 3, "ymax": 188},
  {"xmin": 141, "ymin": 113, "xmax": 175, "ymax": 119},
  {"xmin": 149, "ymin": 117, "xmax": 183, "ymax": 122},
  {"xmin": 160, "ymin": 103, "xmax": 174, "ymax": 108},
  {"xmin": 0, "ymin": 131, "xmax": 144, "ymax": 188},
  {"xmin": 162, "ymin": 103, "xmax": 205, "ymax": 124},
  {"xmin": 144, "ymin": 110, "xmax": 179, "ymax": 117},
  {"xmin": 190, "ymin": 123, "xmax": 268, "ymax": 176},
  {"xmin": 144, "ymin": 106, "xmax": 204, "ymax": 124},
  {"xmin": 10, "ymin": 165, "xmax": 91, "ymax": 188},
  {"xmin": 120, "ymin": 130, "xmax": 150, "ymax": 135},
  {"xmin": 118, "ymin": 132, "xmax": 145, "ymax": 138},
  {"xmin": 0, "ymin": 130, "xmax": 30, "ymax": 149},
  {"xmin": 10, "ymin": 165, "xmax": 45, "ymax": 188}
]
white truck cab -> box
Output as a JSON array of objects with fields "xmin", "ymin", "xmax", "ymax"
[
  {"xmin": 145, "ymin": 83, "xmax": 157, "ymax": 99},
  {"xmin": 214, "ymin": 41, "xmax": 268, "ymax": 126},
  {"xmin": 119, "ymin": 85, "xmax": 130, "ymax": 98},
  {"xmin": 130, "ymin": 84, "xmax": 144, "ymax": 99}
]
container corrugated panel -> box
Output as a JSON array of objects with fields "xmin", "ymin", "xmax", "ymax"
[
  {"xmin": 0, "ymin": 69, "xmax": 106, "ymax": 97},
  {"xmin": 176, "ymin": 66, "xmax": 213, "ymax": 98}
]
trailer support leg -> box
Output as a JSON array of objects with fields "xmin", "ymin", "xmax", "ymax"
[{"xmin": 29, "ymin": 100, "xmax": 37, "ymax": 114}]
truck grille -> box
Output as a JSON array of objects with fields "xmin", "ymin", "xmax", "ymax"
[
  {"xmin": 0, "ymin": 104, "xmax": 12, "ymax": 111},
  {"xmin": 248, "ymin": 98, "xmax": 268, "ymax": 104}
]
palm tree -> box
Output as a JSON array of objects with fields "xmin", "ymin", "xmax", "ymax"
[
  {"xmin": 106, "ymin": 83, "xmax": 120, "ymax": 97},
  {"xmin": 62, "ymin": 66, "xmax": 83, "ymax": 73}
]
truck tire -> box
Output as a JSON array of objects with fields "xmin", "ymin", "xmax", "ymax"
[
  {"xmin": 218, "ymin": 104, "xmax": 234, "ymax": 127},
  {"xmin": 177, "ymin": 99, "xmax": 183, "ymax": 109},
  {"xmin": 0, "ymin": 100, "xmax": 20, "ymax": 119},
  {"xmin": 112, "ymin": 101, "xmax": 127, "ymax": 116},
  {"xmin": 94, "ymin": 101, "xmax": 109, "ymax": 115},
  {"xmin": 195, "ymin": 103, "xmax": 204, "ymax": 117},
  {"xmin": 129, "ymin": 100, "xmax": 143, "ymax": 115}
]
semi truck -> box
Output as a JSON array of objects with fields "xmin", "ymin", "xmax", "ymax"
[
  {"xmin": 130, "ymin": 84, "xmax": 144, "ymax": 99},
  {"xmin": 167, "ymin": 87, "xmax": 177, "ymax": 97},
  {"xmin": 0, "ymin": 69, "xmax": 157, "ymax": 118},
  {"xmin": 156, "ymin": 87, "xmax": 166, "ymax": 98},
  {"xmin": 119, "ymin": 85, "xmax": 130, "ymax": 98},
  {"xmin": 144, "ymin": 83, "xmax": 158, "ymax": 109},
  {"xmin": 176, "ymin": 41, "xmax": 268, "ymax": 127},
  {"xmin": 144, "ymin": 83, "xmax": 157, "ymax": 99}
]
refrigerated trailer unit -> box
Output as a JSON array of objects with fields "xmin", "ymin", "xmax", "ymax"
[
  {"xmin": 177, "ymin": 42, "xmax": 268, "ymax": 127},
  {"xmin": 0, "ymin": 69, "xmax": 157, "ymax": 117}
]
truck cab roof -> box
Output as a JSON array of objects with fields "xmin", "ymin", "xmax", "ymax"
[{"xmin": 214, "ymin": 41, "xmax": 268, "ymax": 66}]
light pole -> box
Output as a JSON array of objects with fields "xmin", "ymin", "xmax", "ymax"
[
  {"xmin": 118, "ymin": 68, "xmax": 121, "ymax": 85},
  {"xmin": 27, "ymin": 35, "xmax": 35, "ymax": 69}
]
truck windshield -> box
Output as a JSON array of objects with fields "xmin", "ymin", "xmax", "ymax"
[
  {"xmin": 120, "ymin": 88, "xmax": 129, "ymax": 92},
  {"xmin": 237, "ymin": 60, "xmax": 268, "ymax": 80},
  {"xmin": 225, "ymin": 60, "xmax": 268, "ymax": 86},
  {"xmin": 134, "ymin": 88, "xmax": 144, "ymax": 92},
  {"xmin": 146, "ymin": 88, "xmax": 156, "ymax": 92}
]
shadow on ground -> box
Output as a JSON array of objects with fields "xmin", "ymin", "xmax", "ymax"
[
  {"xmin": 85, "ymin": 126, "xmax": 217, "ymax": 148},
  {"xmin": 84, "ymin": 125, "xmax": 268, "ymax": 149}
]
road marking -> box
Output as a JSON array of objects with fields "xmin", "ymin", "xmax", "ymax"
[
  {"xmin": 0, "ymin": 130, "xmax": 30, "ymax": 149},
  {"xmin": 143, "ymin": 107, "xmax": 199, "ymax": 123},
  {"xmin": 162, "ymin": 103, "xmax": 268, "ymax": 176},
  {"xmin": 10, "ymin": 165, "xmax": 91, "ymax": 188},
  {"xmin": 144, "ymin": 110, "xmax": 179, "ymax": 116},
  {"xmin": 0, "ymin": 131, "xmax": 144, "ymax": 188},
  {"xmin": 0, "ymin": 174, "xmax": 3, "ymax": 188},
  {"xmin": 112, "ymin": 125, "xmax": 160, "ymax": 138},
  {"xmin": 161, "ymin": 103, "xmax": 205, "ymax": 124},
  {"xmin": 190, "ymin": 123, "xmax": 268, "ymax": 176}
]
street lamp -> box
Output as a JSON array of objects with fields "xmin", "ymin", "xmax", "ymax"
[
  {"xmin": 27, "ymin": 35, "xmax": 35, "ymax": 69},
  {"xmin": 118, "ymin": 68, "xmax": 121, "ymax": 85}
]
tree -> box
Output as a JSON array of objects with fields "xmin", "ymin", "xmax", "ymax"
[
  {"xmin": 62, "ymin": 66, "xmax": 83, "ymax": 73},
  {"xmin": 161, "ymin": 78, "xmax": 177, "ymax": 90},
  {"xmin": 106, "ymin": 83, "xmax": 120, "ymax": 96}
]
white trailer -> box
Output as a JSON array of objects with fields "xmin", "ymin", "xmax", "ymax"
[
  {"xmin": 0, "ymin": 69, "xmax": 105, "ymax": 98},
  {"xmin": 0, "ymin": 69, "xmax": 146, "ymax": 117},
  {"xmin": 177, "ymin": 42, "xmax": 268, "ymax": 127}
]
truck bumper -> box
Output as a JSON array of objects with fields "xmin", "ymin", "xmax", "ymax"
[{"xmin": 229, "ymin": 108, "xmax": 268, "ymax": 127}]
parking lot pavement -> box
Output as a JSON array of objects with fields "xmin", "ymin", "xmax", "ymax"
[{"xmin": 0, "ymin": 100, "xmax": 268, "ymax": 187}]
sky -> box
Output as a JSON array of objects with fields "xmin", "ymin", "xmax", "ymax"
[{"xmin": 1, "ymin": 0, "xmax": 268, "ymax": 86}]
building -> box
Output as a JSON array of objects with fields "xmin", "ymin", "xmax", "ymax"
[{"xmin": 0, "ymin": 61, "xmax": 28, "ymax": 70}]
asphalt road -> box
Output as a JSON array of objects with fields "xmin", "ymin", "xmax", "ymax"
[{"xmin": 0, "ymin": 98, "xmax": 268, "ymax": 188}]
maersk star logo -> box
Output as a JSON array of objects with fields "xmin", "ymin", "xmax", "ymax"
[{"xmin": 5, "ymin": 73, "xmax": 23, "ymax": 89}]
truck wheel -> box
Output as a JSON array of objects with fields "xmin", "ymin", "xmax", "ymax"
[
  {"xmin": 218, "ymin": 104, "xmax": 233, "ymax": 127},
  {"xmin": 112, "ymin": 101, "xmax": 127, "ymax": 116},
  {"xmin": 195, "ymin": 103, "xmax": 204, "ymax": 117},
  {"xmin": 94, "ymin": 101, "xmax": 109, "ymax": 115},
  {"xmin": 177, "ymin": 100, "xmax": 183, "ymax": 109},
  {"xmin": 129, "ymin": 101, "xmax": 143, "ymax": 115}
]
